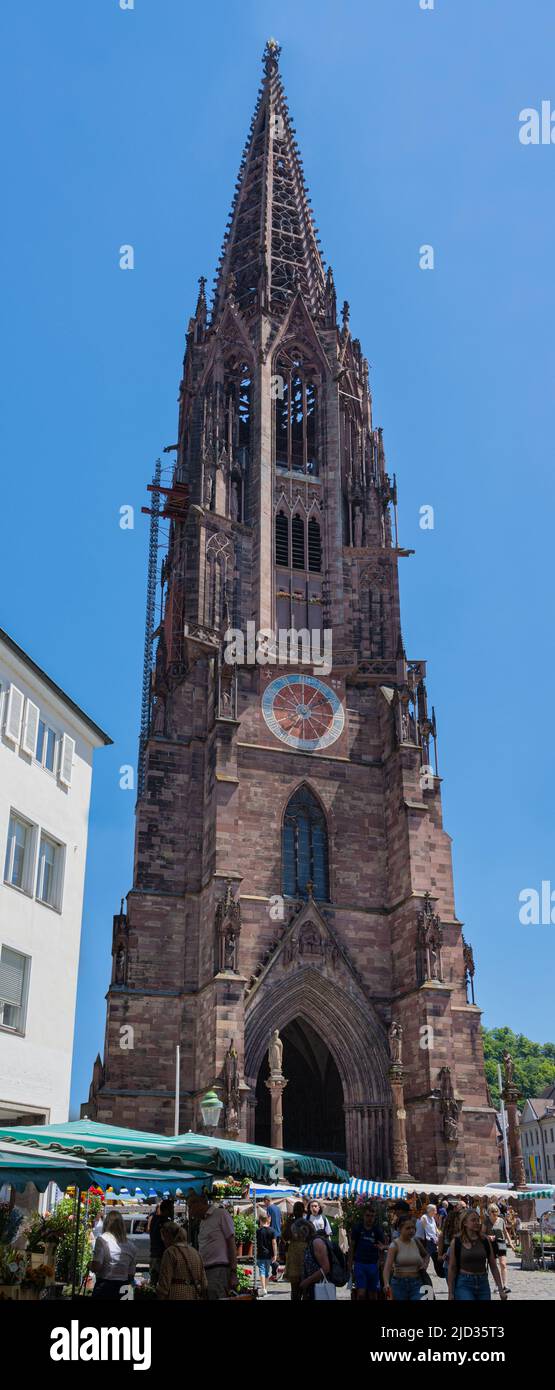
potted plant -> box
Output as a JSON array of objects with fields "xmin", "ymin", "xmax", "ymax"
[
  {"xmin": 20, "ymin": 1262, "xmax": 55, "ymax": 1300},
  {"xmin": 233, "ymin": 1212, "xmax": 247, "ymax": 1250},
  {"xmin": 243, "ymin": 1214, "xmax": 256, "ymax": 1256}
]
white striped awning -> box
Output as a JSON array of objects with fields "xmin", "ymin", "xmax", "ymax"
[{"xmin": 299, "ymin": 1178, "xmax": 407, "ymax": 1201}]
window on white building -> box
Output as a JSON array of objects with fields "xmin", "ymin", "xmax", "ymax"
[
  {"xmin": 36, "ymin": 720, "xmax": 57, "ymax": 772},
  {"xmin": 4, "ymin": 813, "xmax": 35, "ymax": 894},
  {"xmin": 0, "ymin": 945, "xmax": 30, "ymax": 1032},
  {"xmin": 36, "ymin": 833, "xmax": 64, "ymax": 911}
]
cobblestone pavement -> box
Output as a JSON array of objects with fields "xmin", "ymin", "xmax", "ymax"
[{"xmin": 260, "ymin": 1255, "xmax": 555, "ymax": 1302}]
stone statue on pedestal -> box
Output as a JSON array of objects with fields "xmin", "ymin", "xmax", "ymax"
[
  {"xmin": 389, "ymin": 1021, "xmax": 403, "ymax": 1065},
  {"xmin": 268, "ymin": 1028, "xmax": 283, "ymax": 1078}
]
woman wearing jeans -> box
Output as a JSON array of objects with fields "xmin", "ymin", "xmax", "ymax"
[
  {"xmin": 383, "ymin": 1214, "xmax": 430, "ymax": 1301},
  {"xmin": 448, "ymin": 1209, "xmax": 508, "ymax": 1302}
]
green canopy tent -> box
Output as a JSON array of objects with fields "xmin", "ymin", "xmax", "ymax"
[
  {"xmin": 0, "ymin": 1140, "xmax": 91, "ymax": 1193},
  {"xmin": 0, "ymin": 1120, "xmax": 349, "ymax": 1184},
  {"xmin": 174, "ymin": 1132, "xmax": 349, "ymax": 1183}
]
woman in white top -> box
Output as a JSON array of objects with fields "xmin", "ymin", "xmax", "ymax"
[
  {"xmin": 91, "ymin": 1210, "xmax": 137, "ymax": 1299},
  {"xmin": 307, "ymin": 1201, "xmax": 332, "ymax": 1237}
]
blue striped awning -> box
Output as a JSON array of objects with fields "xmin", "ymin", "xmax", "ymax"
[{"xmin": 299, "ymin": 1178, "xmax": 407, "ymax": 1201}]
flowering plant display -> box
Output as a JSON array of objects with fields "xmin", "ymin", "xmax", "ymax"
[
  {"xmin": 0, "ymin": 1203, "xmax": 24, "ymax": 1246},
  {"xmin": 0, "ymin": 1246, "xmax": 28, "ymax": 1285},
  {"xmin": 236, "ymin": 1265, "xmax": 253, "ymax": 1292},
  {"xmin": 22, "ymin": 1263, "xmax": 54, "ymax": 1289}
]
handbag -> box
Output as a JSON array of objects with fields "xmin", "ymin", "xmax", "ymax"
[{"xmin": 314, "ymin": 1272, "xmax": 337, "ymax": 1301}]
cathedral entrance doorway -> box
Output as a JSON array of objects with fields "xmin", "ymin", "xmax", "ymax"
[{"xmin": 254, "ymin": 1017, "xmax": 346, "ymax": 1168}]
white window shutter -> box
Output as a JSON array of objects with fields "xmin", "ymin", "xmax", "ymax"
[
  {"xmin": 0, "ymin": 948, "xmax": 25, "ymax": 1007},
  {"xmin": 21, "ymin": 699, "xmax": 40, "ymax": 756},
  {"xmin": 59, "ymin": 733, "xmax": 75, "ymax": 787},
  {"xmin": 4, "ymin": 685, "xmax": 24, "ymax": 745}
]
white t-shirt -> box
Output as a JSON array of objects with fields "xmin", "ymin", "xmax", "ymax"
[
  {"xmin": 421, "ymin": 1214, "xmax": 438, "ymax": 1243},
  {"xmin": 93, "ymin": 1233, "xmax": 137, "ymax": 1281}
]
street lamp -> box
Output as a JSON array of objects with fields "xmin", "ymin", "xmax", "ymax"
[{"xmin": 200, "ymin": 1089, "xmax": 223, "ymax": 1132}]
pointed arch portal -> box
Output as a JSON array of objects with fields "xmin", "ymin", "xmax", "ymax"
[
  {"xmin": 246, "ymin": 967, "xmax": 392, "ymax": 1177},
  {"xmin": 255, "ymin": 1018, "xmax": 346, "ymax": 1166}
]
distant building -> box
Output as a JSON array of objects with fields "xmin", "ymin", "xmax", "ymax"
[
  {"xmin": 0, "ymin": 628, "xmax": 110, "ymax": 1126},
  {"xmin": 521, "ymin": 1086, "xmax": 555, "ymax": 1184}
]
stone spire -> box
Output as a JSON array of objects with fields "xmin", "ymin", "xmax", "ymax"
[{"xmin": 211, "ymin": 40, "xmax": 327, "ymax": 324}]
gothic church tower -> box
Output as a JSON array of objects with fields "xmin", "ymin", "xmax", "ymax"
[{"xmin": 86, "ymin": 41, "xmax": 496, "ymax": 1182}]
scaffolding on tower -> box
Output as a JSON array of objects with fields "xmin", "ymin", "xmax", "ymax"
[
  {"xmin": 138, "ymin": 460, "xmax": 190, "ymax": 796},
  {"xmin": 138, "ymin": 458, "xmax": 162, "ymax": 797}
]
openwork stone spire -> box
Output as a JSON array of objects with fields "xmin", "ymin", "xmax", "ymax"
[{"xmin": 211, "ymin": 40, "xmax": 327, "ymax": 323}]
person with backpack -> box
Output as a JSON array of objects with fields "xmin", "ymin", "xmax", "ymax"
[
  {"xmin": 448, "ymin": 1208, "xmax": 508, "ymax": 1301},
  {"xmin": 300, "ymin": 1227, "xmax": 348, "ymax": 1300},
  {"xmin": 349, "ymin": 1204, "xmax": 386, "ymax": 1301},
  {"xmin": 284, "ymin": 1217, "xmax": 312, "ymax": 1301}
]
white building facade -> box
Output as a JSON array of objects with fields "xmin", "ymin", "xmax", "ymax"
[
  {"xmin": 0, "ymin": 629, "xmax": 110, "ymax": 1126},
  {"xmin": 521, "ymin": 1088, "xmax": 555, "ymax": 1185}
]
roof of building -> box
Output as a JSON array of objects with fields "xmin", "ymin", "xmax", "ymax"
[
  {"xmin": 0, "ymin": 627, "xmax": 112, "ymax": 746},
  {"xmin": 522, "ymin": 1095, "xmax": 555, "ymax": 1122}
]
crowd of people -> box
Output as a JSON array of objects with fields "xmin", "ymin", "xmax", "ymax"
[{"xmin": 87, "ymin": 1189, "xmax": 517, "ymax": 1302}]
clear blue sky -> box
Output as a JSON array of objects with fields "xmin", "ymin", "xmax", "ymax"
[{"xmin": 0, "ymin": 1, "xmax": 553, "ymax": 1118}]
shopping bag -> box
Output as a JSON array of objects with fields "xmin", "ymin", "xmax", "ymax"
[{"xmin": 314, "ymin": 1274, "xmax": 337, "ymax": 1301}]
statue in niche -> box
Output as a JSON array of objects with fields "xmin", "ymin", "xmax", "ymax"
[
  {"xmin": 268, "ymin": 1028, "xmax": 283, "ymax": 1078},
  {"xmin": 463, "ymin": 937, "xmax": 475, "ymax": 1004},
  {"xmin": 389, "ymin": 1021, "xmax": 403, "ymax": 1065},
  {"xmin": 438, "ymin": 1067, "xmax": 459, "ymax": 1144},
  {"xmin": 299, "ymin": 923, "xmax": 321, "ymax": 957},
  {"xmin": 223, "ymin": 1040, "xmax": 240, "ymax": 1132},
  {"xmin": 417, "ymin": 893, "xmax": 443, "ymax": 984},
  {"xmin": 216, "ymin": 881, "xmax": 241, "ymax": 974},
  {"xmin": 203, "ymin": 470, "xmax": 214, "ymax": 509},
  {"xmin": 224, "ymin": 931, "xmax": 237, "ymax": 972},
  {"xmin": 115, "ymin": 946, "xmax": 126, "ymax": 985},
  {"xmin": 223, "ymin": 1039, "xmax": 240, "ymax": 1108},
  {"xmin": 230, "ymin": 477, "xmax": 240, "ymax": 522},
  {"xmin": 353, "ymin": 505, "xmax": 363, "ymax": 548}
]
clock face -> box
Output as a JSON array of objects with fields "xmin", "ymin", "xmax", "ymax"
[{"xmin": 261, "ymin": 674, "xmax": 345, "ymax": 751}]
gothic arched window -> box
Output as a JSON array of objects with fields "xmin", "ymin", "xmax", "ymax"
[
  {"xmin": 282, "ymin": 787, "xmax": 329, "ymax": 901},
  {"xmin": 274, "ymin": 353, "xmax": 319, "ymax": 475}
]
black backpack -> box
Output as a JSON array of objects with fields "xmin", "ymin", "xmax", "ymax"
[{"xmin": 311, "ymin": 1233, "xmax": 348, "ymax": 1287}]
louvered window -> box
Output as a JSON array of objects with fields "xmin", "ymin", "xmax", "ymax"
[
  {"xmin": 275, "ymin": 511, "xmax": 289, "ymax": 567},
  {"xmin": 0, "ymin": 945, "xmax": 30, "ymax": 1032},
  {"xmin": 4, "ymin": 685, "xmax": 24, "ymax": 745},
  {"xmin": 291, "ymin": 515, "xmax": 305, "ymax": 570},
  {"xmin": 308, "ymin": 518, "xmax": 322, "ymax": 572},
  {"xmin": 21, "ymin": 700, "xmax": 40, "ymax": 757},
  {"xmin": 58, "ymin": 733, "xmax": 75, "ymax": 788}
]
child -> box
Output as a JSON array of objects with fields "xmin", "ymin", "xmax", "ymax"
[{"xmin": 256, "ymin": 1212, "xmax": 277, "ymax": 1297}]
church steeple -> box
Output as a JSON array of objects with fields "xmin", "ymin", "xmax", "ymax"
[{"xmin": 211, "ymin": 39, "xmax": 327, "ymax": 324}]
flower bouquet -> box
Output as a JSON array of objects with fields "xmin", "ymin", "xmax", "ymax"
[{"xmin": 0, "ymin": 1245, "xmax": 28, "ymax": 1298}]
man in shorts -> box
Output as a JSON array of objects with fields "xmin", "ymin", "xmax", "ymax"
[{"xmin": 349, "ymin": 1204, "xmax": 386, "ymax": 1301}]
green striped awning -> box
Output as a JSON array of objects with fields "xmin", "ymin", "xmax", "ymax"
[{"xmin": 0, "ymin": 1120, "xmax": 349, "ymax": 1185}]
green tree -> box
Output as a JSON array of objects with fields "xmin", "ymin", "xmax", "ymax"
[{"xmin": 482, "ymin": 1027, "xmax": 555, "ymax": 1109}]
